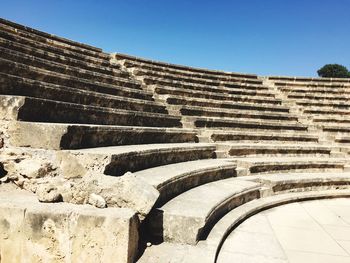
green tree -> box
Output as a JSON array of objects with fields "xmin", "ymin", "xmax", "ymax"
[{"xmin": 317, "ymin": 64, "xmax": 350, "ymax": 78}]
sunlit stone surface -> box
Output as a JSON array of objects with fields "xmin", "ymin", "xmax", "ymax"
[{"xmin": 218, "ymin": 198, "xmax": 350, "ymax": 263}]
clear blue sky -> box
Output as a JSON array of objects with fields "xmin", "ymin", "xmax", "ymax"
[{"xmin": 1, "ymin": 0, "xmax": 349, "ymax": 77}]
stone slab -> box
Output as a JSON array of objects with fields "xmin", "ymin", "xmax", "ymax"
[
  {"xmin": 7, "ymin": 122, "xmax": 198, "ymax": 150},
  {"xmin": 0, "ymin": 186, "xmax": 139, "ymax": 263},
  {"xmin": 149, "ymin": 178, "xmax": 261, "ymax": 244},
  {"xmin": 64, "ymin": 143, "xmax": 216, "ymax": 176},
  {"xmin": 134, "ymin": 158, "xmax": 237, "ymax": 205}
]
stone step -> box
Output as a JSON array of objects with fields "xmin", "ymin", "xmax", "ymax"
[
  {"xmin": 189, "ymin": 115, "xmax": 301, "ymax": 126},
  {"xmin": 313, "ymin": 117, "xmax": 350, "ymax": 125},
  {"xmin": 123, "ymin": 60, "xmax": 260, "ymax": 84},
  {"xmin": 1, "ymin": 95, "xmax": 182, "ymax": 128},
  {"xmin": 235, "ymin": 157, "xmax": 347, "ymax": 175},
  {"xmin": 304, "ymin": 107, "xmax": 350, "ymax": 116},
  {"xmin": 335, "ymin": 136, "xmax": 350, "ymax": 144},
  {"xmin": 255, "ymin": 172, "xmax": 350, "ymax": 194},
  {"xmin": 0, "ymin": 18, "xmax": 102, "ymax": 54},
  {"xmin": 0, "ymin": 73, "xmax": 167, "ymax": 114},
  {"xmin": 276, "ymin": 82, "xmax": 349, "ymax": 89},
  {"xmin": 7, "ymin": 121, "xmax": 198, "ymax": 150},
  {"xmin": 0, "ymin": 47, "xmax": 142, "ymax": 90},
  {"xmin": 166, "ymin": 96, "xmax": 288, "ymax": 113},
  {"xmin": 309, "ymin": 112, "xmax": 350, "ymax": 120},
  {"xmin": 204, "ymin": 188, "xmax": 350, "ymax": 263},
  {"xmin": 269, "ymin": 76, "xmax": 350, "ymax": 83},
  {"xmin": 0, "ymin": 37, "xmax": 125, "ymax": 79},
  {"xmin": 153, "ymin": 83, "xmax": 274, "ymax": 98},
  {"xmin": 300, "ymin": 103, "xmax": 350, "ymax": 112},
  {"xmin": 147, "ymin": 177, "xmax": 261, "ymax": 244},
  {"xmin": 134, "ymin": 159, "xmax": 237, "ymax": 206},
  {"xmin": 294, "ymin": 99, "xmax": 350, "ymax": 108},
  {"xmin": 0, "ymin": 27, "xmax": 117, "ymax": 69},
  {"xmin": 179, "ymin": 105, "xmax": 298, "ymax": 121},
  {"xmin": 0, "ymin": 44, "xmax": 135, "ymax": 86},
  {"xmin": 287, "ymin": 93, "xmax": 350, "ymax": 101},
  {"xmin": 132, "ymin": 68, "xmax": 263, "ymax": 87},
  {"xmin": 0, "ymin": 58, "xmax": 152, "ymax": 101},
  {"xmin": 64, "ymin": 143, "xmax": 217, "ymax": 176},
  {"xmin": 143, "ymin": 76, "xmax": 267, "ymax": 93},
  {"xmin": 215, "ymin": 150, "xmax": 227, "ymax": 158},
  {"xmin": 322, "ymin": 124, "xmax": 350, "ymax": 134},
  {"xmin": 275, "ymin": 83, "xmax": 350, "ymax": 94},
  {"xmin": 154, "ymin": 86, "xmax": 279, "ymax": 105},
  {"xmin": 330, "ymin": 151, "xmax": 347, "ymax": 158},
  {"xmin": 197, "ymin": 135, "xmax": 212, "ymax": 143},
  {"xmin": 0, "ymin": 21, "xmax": 108, "ymax": 61},
  {"xmin": 218, "ymin": 143, "xmax": 335, "ymax": 157},
  {"xmin": 138, "ymin": 188, "xmax": 350, "ymax": 262},
  {"xmin": 193, "ymin": 117, "xmax": 307, "ymax": 131},
  {"xmin": 210, "ymin": 130, "xmax": 319, "ymax": 143},
  {"xmin": 280, "ymin": 87, "xmax": 350, "ymax": 96},
  {"xmin": 115, "ymin": 53, "xmax": 259, "ymax": 80},
  {"xmin": 187, "ymin": 114, "xmax": 300, "ymax": 126}
]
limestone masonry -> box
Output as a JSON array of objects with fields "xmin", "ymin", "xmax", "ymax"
[{"xmin": 1, "ymin": 18, "xmax": 350, "ymax": 262}]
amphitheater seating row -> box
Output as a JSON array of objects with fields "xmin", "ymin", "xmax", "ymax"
[
  {"xmin": 0, "ymin": 19, "xmax": 184, "ymax": 130},
  {"xmin": 1, "ymin": 18, "xmax": 350, "ymax": 263},
  {"xmin": 116, "ymin": 54, "xmax": 313, "ymax": 136},
  {"xmin": 269, "ymin": 76, "xmax": 350, "ymax": 145}
]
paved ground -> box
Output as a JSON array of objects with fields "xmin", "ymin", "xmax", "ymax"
[{"xmin": 218, "ymin": 198, "xmax": 350, "ymax": 263}]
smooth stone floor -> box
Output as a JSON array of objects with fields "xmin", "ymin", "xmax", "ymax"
[{"xmin": 217, "ymin": 198, "xmax": 350, "ymax": 263}]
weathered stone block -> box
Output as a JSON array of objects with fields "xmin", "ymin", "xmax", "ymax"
[{"xmin": 0, "ymin": 196, "xmax": 139, "ymax": 263}]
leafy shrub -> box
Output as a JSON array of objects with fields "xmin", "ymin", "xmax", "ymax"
[{"xmin": 317, "ymin": 64, "xmax": 350, "ymax": 78}]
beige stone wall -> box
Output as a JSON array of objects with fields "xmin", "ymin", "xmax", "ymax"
[{"xmin": 0, "ymin": 192, "xmax": 139, "ymax": 263}]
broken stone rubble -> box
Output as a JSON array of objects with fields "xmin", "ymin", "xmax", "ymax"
[{"xmin": 0, "ymin": 145, "xmax": 159, "ymax": 219}]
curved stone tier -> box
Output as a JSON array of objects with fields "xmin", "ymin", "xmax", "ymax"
[{"xmin": 1, "ymin": 18, "xmax": 350, "ymax": 263}]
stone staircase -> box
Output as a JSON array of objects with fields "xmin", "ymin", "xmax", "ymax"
[{"xmin": 1, "ymin": 18, "xmax": 350, "ymax": 263}]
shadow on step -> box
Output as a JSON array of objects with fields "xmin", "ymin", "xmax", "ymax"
[
  {"xmin": 136, "ymin": 211, "xmax": 164, "ymax": 261},
  {"xmin": 198, "ymin": 189, "xmax": 261, "ymax": 241},
  {"xmin": 0, "ymin": 163, "xmax": 7, "ymax": 178}
]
